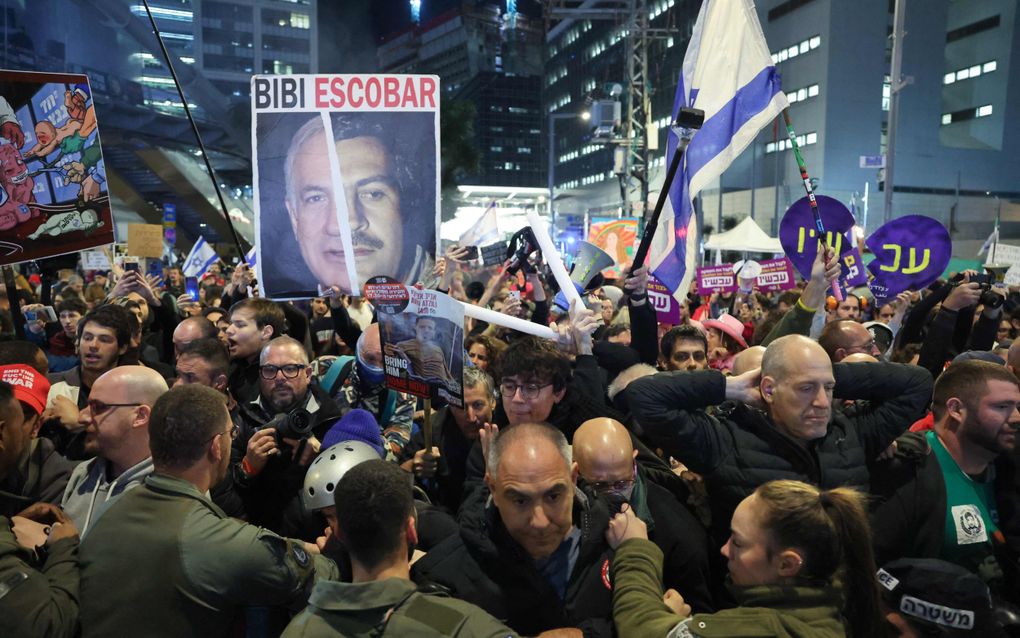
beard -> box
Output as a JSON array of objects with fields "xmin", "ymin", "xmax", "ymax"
[{"xmin": 962, "ymin": 414, "xmax": 1014, "ymax": 457}]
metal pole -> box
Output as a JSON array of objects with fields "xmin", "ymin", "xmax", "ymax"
[
  {"xmin": 140, "ymin": 0, "xmax": 248, "ymax": 258},
  {"xmin": 750, "ymin": 140, "xmax": 757, "ymax": 221},
  {"xmin": 773, "ymin": 119, "xmax": 780, "ymax": 234},
  {"xmin": 883, "ymin": 0, "xmax": 908, "ymax": 223},
  {"xmin": 547, "ymin": 114, "xmax": 556, "ymax": 233}
]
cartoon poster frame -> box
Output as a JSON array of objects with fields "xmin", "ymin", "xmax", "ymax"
[{"xmin": 0, "ymin": 70, "xmax": 114, "ymax": 266}]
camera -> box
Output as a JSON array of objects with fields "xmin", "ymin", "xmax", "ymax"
[{"xmin": 266, "ymin": 408, "xmax": 314, "ymax": 441}]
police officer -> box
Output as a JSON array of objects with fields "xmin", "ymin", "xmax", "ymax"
[
  {"xmin": 283, "ymin": 459, "xmax": 518, "ymax": 637},
  {"xmin": 0, "ymin": 380, "xmax": 79, "ymax": 638},
  {"xmin": 79, "ymin": 384, "xmax": 339, "ymax": 637}
]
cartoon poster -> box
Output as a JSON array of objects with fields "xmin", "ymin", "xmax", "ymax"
[
  {"xmin": 0, "ymin": 70, "xmax": 113, "ymax": 265},
  {"xmin": 251, "ymin": 74, "xmax": 441, "ymax": 299},
  {"xmin": 588, "ymin": 217, "xmax": 638, "ymax": 278},
  {"xmin": 365, "ymin": 277, "xmax": 464, "ymax": 408}
]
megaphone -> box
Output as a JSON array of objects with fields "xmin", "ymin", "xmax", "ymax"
[
  {"xmin": 985, "ymin": 263, "xmax": 1010, "ymax": 284},
  {"xmin": 553, "ymin": 241, "xmax": 616, "ymax": 311}
]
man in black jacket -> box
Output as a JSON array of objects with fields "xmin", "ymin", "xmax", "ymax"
[
  {"xmin": 572, "ymin": 417, "xmax": 714, "ymax": 613},
  {"xmin": 412, "ymin": 422, "xmax": 616, "ymax": 637},
  {"xmin": 232, "ymin": 336, "xmax": 341, "ymax": 536},
  {"xmin": 628, "ymin": 334, "xmax": 933, "ymax": 544},
  {"xmin": 871, "ymin": 360, "xmax": 1019, "ymax": 604}
]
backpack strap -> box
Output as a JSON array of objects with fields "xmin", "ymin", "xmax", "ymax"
[{"xmin": 321, "ymin": 355, "xmax": 355, "ymax": 397}]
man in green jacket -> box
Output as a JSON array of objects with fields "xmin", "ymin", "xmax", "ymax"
[
  {"xmin": 79, "ymin": 384, "xmax": 339, "ymax": 637},
  {"xmin": 283, "ymin": 459, "xmax": 517, "ymax": 637},
  {"xmin": 0, "ymin": 378, "xmax": 80, "ymax": 638}
]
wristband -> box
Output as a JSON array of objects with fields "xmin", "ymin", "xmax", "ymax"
[
  {"xmin": 241, "ymin": 457, "xmax": 261, "ymax": 477},
  {"xmin": 796, "ymin": 298, "xmax": 817, "ymax": 313},
  {"xmin": 629, "ymin": 291, "xmax": 647, "ymax": 301}
]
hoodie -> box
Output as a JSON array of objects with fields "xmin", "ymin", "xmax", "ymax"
[{"xmin": 61, "ymin": 456, "xmax": 154, "ymax": 537}]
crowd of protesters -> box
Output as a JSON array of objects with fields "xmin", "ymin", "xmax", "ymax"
[{"xmin": 1, "ymin": 242, "xmax": 1019, "ymax": 638}]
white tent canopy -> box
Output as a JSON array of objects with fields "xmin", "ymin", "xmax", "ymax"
[{"xmin": 703, "ymin": 216, "xmax": 783, "ymax": 253}]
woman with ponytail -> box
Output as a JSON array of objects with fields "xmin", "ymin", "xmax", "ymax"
[{"xmin": 609, "ymin": 479, "xmax": 883, "ymax": 638}]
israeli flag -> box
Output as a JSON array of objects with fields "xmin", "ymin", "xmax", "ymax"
[
  {"xmin": 245, "ymin": 245, "xmax": 257, "ymax": 268},
  {"xmin": 182, "ymin": 235, "xmax": 220, "ymax": 278},
  {"xmin": 650, "ymin": 0, "xmax": 789, "ymax": 300}
]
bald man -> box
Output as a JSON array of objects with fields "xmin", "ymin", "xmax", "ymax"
[
  {"xmin": 627, "ymin": 334, "xmax": 932, "ymax": 543},
  {"xmin": 172, "ymin": 316, "xmax": 218, "ymax": 360},
  {"xmin": 573, "ymin": 418, "xmax": 715, "ymax": 612},
  {"xmin": 730, "ymin": 345, "xmax": 765, "ymax": 376},
  {"xmin": 818, "ymin": 319, "xmax": 882, "ymax": 363},
  {"xmin": 61, "ymin": 366, "xmax": 169, "ymax": 536}
]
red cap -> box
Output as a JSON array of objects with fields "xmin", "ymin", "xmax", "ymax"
[{"xmin": 0, "ymin": 365, "xmax": 50, "ymax": 415}]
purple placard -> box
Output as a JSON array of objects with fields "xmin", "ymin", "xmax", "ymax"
[
  {"xmin": 648, "ymin": 275, "xmax": 681, "ymax": 324},
  {"xmin": 756, "ymin": 258, "xmax": 797, "ymax": 292},
  {"xmin": 779, "ymin": 196, "xmax": 859, "ymax": 292},
  {"xmin": 697, "ymin": 265, "xmax": 737, "ymax": 294},
  {"xmin": 842, "ymin": 246, "xmax": 868, "ymax": 288},
  {"xmin": 866, "ymin": 215, "xmax": 951, "ymax": 304}
]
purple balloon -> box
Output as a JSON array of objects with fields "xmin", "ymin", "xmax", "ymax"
[
  {"xmin": 866, "ymin": 216, "xmax": 951, "ymax": 304},
  {"xmin": 779, "ymin": 195, "xmax": 856, "ymax": 283}
]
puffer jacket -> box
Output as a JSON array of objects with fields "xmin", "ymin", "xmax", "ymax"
[
  {"xmin": 411, "ymin": 488, "xmax": 616, "ymax": 637},
  {"xmin": 627, "ymin": 362, "xmax": 932, "ymax": 542}
]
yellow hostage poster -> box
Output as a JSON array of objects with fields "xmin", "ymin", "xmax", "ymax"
[{"xmin": 588, "ymin": 217, "xmax": 639, "ymax": 278}]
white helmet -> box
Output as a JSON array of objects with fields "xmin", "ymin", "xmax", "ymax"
[{"xmin": 301, "ymin": 440, "xmax": 381, "ymax": 512}]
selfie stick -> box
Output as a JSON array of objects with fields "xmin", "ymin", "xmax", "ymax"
[
  {"xmin": 781, "ymin": 109, "xmax": 842, "ymax": 301},
  {"xmin": 629, "ymin": 107, "xmax": 705, "ymax": 276}
]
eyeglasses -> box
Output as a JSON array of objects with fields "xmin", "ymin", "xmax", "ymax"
[
  {"xmin": 86, "ymin": 400, "xmax": 142, "ymax": 416},
  {"xmin": 847, "ymin": 339, "xmax": 877, "ymax": 352},
  {"xmin": 260, "ymin": 364, "xmax": 306, "ymax": 380},
  {"xmin": 589, "ymin": 464, "xmax": 638, "ymax": 495},
  {"xmin": 205, "ymin": 423, "xmax": 239, "ymax": 443},
  {"xmin": 499, "ymin": 381, "xmax": 552, "ymax": 400}
]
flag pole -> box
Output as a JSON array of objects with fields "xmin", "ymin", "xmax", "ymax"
[
  {"xmin": 628, "ymin": 107, "xmax": 704, "ymax": 277},
  {"xmin": 780, "ymin": 108, "xmax": 843, "ymax": 301}
]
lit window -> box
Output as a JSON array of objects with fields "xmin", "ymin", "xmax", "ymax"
[
  {"xmin": 968, "ymin": 65, "xmax": 981, "ymax": 77},
  {"xmin": 941, "ymin": 113, "xmax": 952, "ymax": 125},
  {"xmin": 788, "ymin": 45, "xmax": 798, "ymax": 58},
  {"xmin": 944, "ymin": 73, "xmax": 956, "ymax": 85},
  {"xmin": 976, "ymin": 104, "xmax": 993, "ymax": 117},
  {"xmin": 983, "ymin": 60, "xmax": 997, "ymax": 73},
  {"xmin": 957, "ymin": 68, "xmax": 969, "ymax": 80},
  {"xmin": 806, "ymin": 132, "xmax": 817, "ymax": 144},
  {"xmin": 808, "ymin": 84, "xmax": 819, "ymax": 97},
  {"xmin": 766, "ymin": 142, "xmax": 776, "ymax": 152},
  {"xmin": 797, "ymin": 88, "xmax": 807, "ymax": 101},
  {"xmin": 800, "ymin": 41, "xmax": 809, "ymax": 54},
  {"xmin": 809, "ymin": 36, "xmax": 821, "ymax": 49},
  {"xmin": 290, "ymin": 13, "xmax": 310, "ymax": 28}
]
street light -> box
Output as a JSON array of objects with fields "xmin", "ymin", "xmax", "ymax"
[{"xmin": 548, "ymin": 112, "xmax": 584, "ymax": 240}]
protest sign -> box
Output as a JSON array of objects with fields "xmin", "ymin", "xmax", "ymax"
[
  {"xmin": 365, "ymin": 277, "xmax": 464, "ymax": 408},
  {"xmin": 698, "ymin": 258, "xmax": 796, "ymax": 295},
  {"xmin": 648, "ymin": 275, "xmax": 682, "ymax": 324},
  {"xmin": 481, "ymin": 241, "xmax": 509, "ymax": 267},
  {"xmin": 697, "ymin": 264, "xmax": 737, "ymax": 294},
  {"xmin": 587, "ymin": 218, "xmax": 638, "ymax": 278},
  {"xmin": 754, "ymin": 258, "xmax": 797, "ymax": 292},
  {"xmin": 81, "ymin": 248, "xmax": 111, "ymax": 271},
  {"xmin": 127, "ymin": 223, "xmax": 164, "ymax": 259},
  {"xmin": 252, "ymin": 74, "xmax": 440, "ymax": 300},
  {"xmin": 866, "ymin": 215, "xmax": 951, "ymax": 304},
  {"xmin": 985, "ymin": 243, "xmax": 1020, "ymax": 267},
  {"xmin": 779, "ymin": 195, "xmax": 858, "ymax": 292},
  {"xmin": 0, "ymin": 70, "xmax": 114, "ymax": 266}
]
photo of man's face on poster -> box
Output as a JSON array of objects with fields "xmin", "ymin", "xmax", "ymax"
[{"xmin": 255, "ymin": 111, "xmax": 437, "ymax": 299}]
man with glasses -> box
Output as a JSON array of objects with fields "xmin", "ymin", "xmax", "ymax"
[
  {"xmin": 61, "ymin": 366, "xmax": 168, "ymax": 536},
  {"xmin": 818, "ymin": 319, "xmax": 883, "ymax": 363},
  {"xmin": 572, "ymin": 417, "xmax": 715, "ymax": 613},
  {"xmin": 80, "ymin": 384, "xmax": 338, "ymax": 636},
  {"xmin": 233, "ymin": 336, "xmax": 342, "ymax": 534},
  {"xmin": 399, "ymin": 367, "xmax": 497, "ymax": 514}
]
